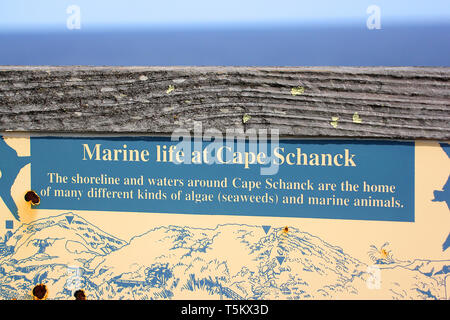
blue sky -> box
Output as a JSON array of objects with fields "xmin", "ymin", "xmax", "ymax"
[{"xmin": 1, "ymin": 0, "xmax": 449, "ymax": 30}]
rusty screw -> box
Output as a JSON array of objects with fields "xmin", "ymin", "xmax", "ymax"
[
  {"xmin": 74, "ymin": 289, "xmax": 86, "ymax": 300},
  {"xmin": 32, "ymin": 284, "xmax": 48, "ymax": 300},
  {"xmin": 24, "ymin": 190, "xmax": 40, "ymax": 206}
]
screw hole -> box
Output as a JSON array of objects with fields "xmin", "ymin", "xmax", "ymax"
[
  {"xmin": 24, "ymin": 191, "xmax": 40, "ymax": 205},
  {"xmin": 74, "ymin": 289, "xmax": 86, "ymax": 300},
  {"xmin": 32, "ymin": 284, "xmax": 47, "ymax": 300}
]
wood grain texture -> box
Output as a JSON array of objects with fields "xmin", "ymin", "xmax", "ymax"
[{"xmin": 0, "ymin": 66, "xmax": 449, "ymax": 140}]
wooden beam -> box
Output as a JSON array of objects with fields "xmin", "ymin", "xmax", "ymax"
[{"xmin": 0, "ymin": 66, "xmax": 449, "ymax": 139}]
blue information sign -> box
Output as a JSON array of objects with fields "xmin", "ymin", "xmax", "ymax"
[{"xmin": 30, "ymin": 137, "xmax": 414, "ymax": 222}]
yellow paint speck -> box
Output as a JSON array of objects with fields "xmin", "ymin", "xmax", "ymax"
[
  {"xmin": 291, "ymin": 86, "xmax": 305, "ymax": 96},
  {"xmin": 353, "ymin": 112, "xmax": 362, "ymax": 124},
  {"xmin": 166, "ymin": 85, "xmax": 175, "ymax": 94},
  {"xmin": 330, "ymin": 116, "xmax": 339, "ymax": 128},
  {"xmin": 242, "ymin": 114, "xmax": 251, "ymax": 124}
]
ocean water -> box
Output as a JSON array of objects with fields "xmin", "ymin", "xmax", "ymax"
[{"xmin": 0, "ymin": 24, "xmax": 449, "ymax": 66}]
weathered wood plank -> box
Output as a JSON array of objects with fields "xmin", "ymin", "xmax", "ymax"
[{"xmin": 0, "ymin": 66, "xmax": 449, "ymax": 139}]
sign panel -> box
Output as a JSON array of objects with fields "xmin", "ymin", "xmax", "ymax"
[
  {"xmin": 0, "ymin": 134, "xmax": 448, "ymax": 300},
  {"xmin": 30, "ymin": 137, "xmax": 414, "ymax": 222}
]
